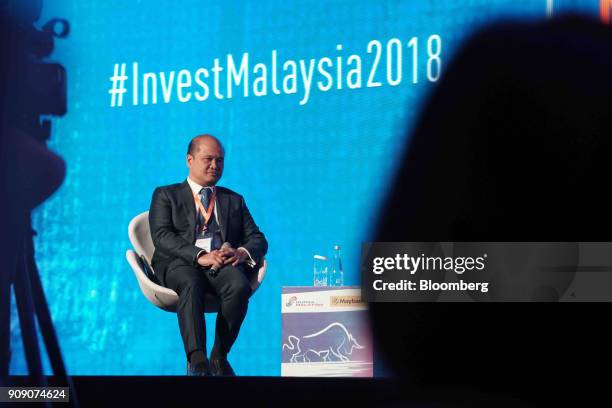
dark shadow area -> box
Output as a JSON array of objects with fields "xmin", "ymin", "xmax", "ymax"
[
  {"xmin": 1, "ymin": 1, "xmax": 72, "ymax": 401},
  {"xmin": 371, "ymin": 15, "xmax": 612, "ymax": 406}
]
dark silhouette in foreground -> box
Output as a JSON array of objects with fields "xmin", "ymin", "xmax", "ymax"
[{"xmin": 372, "ymin": 16, "xmax": 612, "ymax": 406}]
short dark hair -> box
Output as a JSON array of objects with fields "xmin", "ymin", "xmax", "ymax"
[{"xmin": 187, "ymin": 138, "xmax": 198, "ymax": 156}]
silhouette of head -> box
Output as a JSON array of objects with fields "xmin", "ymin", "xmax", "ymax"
[{"xmin": 371, "ymin": 16, "xmax": 612, "ymax": 403}]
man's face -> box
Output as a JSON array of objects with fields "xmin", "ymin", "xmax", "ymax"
[{"xmin": 187, "ymin": 138, "xmax": 224, "ymax": 186}]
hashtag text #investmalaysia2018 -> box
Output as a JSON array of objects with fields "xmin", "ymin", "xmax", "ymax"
[{"xmin": 108, "ymin": 36, "xmax": 442, "ymax": 108}]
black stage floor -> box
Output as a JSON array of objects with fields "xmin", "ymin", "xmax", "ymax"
[{"xmin": 4, "ymin": 376, "xmax": 538, "ymax": 407}]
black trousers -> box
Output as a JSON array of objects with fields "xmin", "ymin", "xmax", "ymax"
[{"xmin": 164, "ymin": 263, "xmax": 251, "ymax": 360}]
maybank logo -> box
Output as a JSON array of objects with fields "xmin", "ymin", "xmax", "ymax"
[
  {"xmin": 331, "ymin": 296, "xmax": 364, "ymax": 307},
  {"xmin": 372, "ymin": 253, "xmax": 488, "ymax": 275}
]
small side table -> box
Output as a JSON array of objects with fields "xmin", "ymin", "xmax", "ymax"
[{"xmin": 281, "ymin": 286, "xmax": 373, "ymax": 377}]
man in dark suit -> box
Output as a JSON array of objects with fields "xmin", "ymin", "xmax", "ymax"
[{"xmin": 149, "ymin": 134, "xmax": 267, "ymax": 376}]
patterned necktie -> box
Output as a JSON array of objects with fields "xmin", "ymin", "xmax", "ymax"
[
  {"xmin": 197, "ymin": 187, "xmax": 220, "ymax": 250},
  {"xmin": 200, "ymin": 187, "xmax": 212, "ymax": 209}
]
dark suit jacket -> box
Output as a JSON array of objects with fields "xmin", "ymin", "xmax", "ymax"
[{"xmin": 148, "ymin": 180, "xmax": 268, "ymax": 286}]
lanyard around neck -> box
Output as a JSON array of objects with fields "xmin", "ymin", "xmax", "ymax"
[{"xmin": 192, "ymin": 189, "xmax": 216, "ymax": 226}]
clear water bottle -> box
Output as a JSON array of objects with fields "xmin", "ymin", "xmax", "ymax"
[
  {"xmin": 313, "ymin": 255, "xmax": 328, "ymax": 287},
  {"xmin": 329, "ymin": 245, "xmax": 344, "ymax": 287}
]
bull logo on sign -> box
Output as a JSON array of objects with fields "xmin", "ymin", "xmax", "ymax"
[{"xmin": 282, "ymin": 322, "xmax": 364, "ymax": 363}]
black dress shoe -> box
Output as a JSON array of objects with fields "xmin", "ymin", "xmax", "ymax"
[
  {"xmin": 187, "ymin": 360, "xmax": 211, "ymax": 376},
  {"xmin": 209, "ymin": 356, "xmax": 236, "ymax": 376}
]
